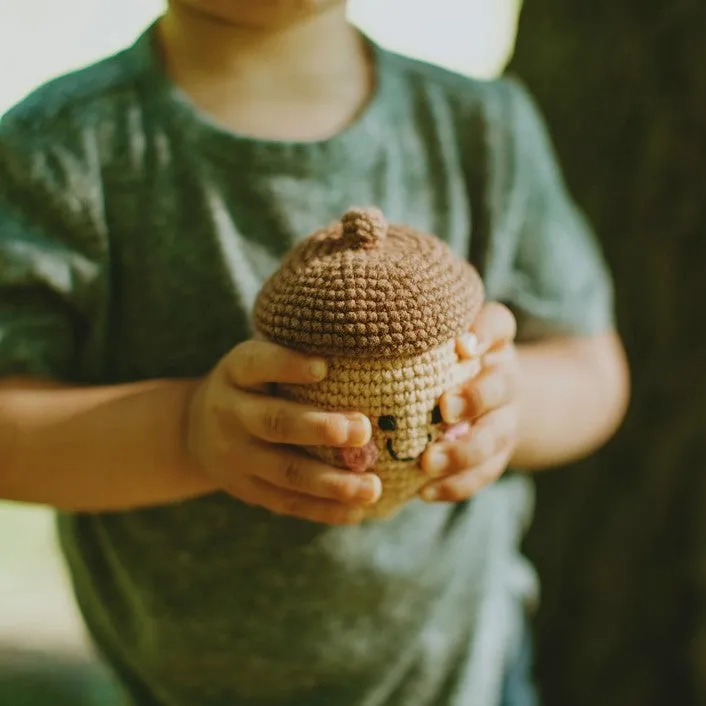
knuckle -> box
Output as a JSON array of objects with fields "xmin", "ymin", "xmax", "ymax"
[
  {"xmin": 445, "ymin": 442, "xmax": 468, "ymax": 471},
  {"xmin": 281, "ymin": 457, "xmax": 305, "ymax": 489},
  {"xmin": 284, "ymin": 351, "xmax": 307, "ymax": 378},
  {"xmin": 479, "ymin": 457, "xmax": 506, "ymax": 484},
  {"xmin": 209, "ymin": 398, "xmax": 232, "ymax": 431},
  {"xmin": 475, "ymin": 429, "xmax": 497, "ymax": 460},
  {"xmin": 231, "ymin": 342, "xmax": 260, "ymax": 385},
  {"xmin": 228, "ymin": 476, "xmax": 266, "ymax": 509},
  {"xmin": 281, "ymin": 494, "xmax": 306, "ymax": 516},
  {"xmin": 212, "ymin": 393, "xmax": 244, "ymax": 431},
  {"xmin": 325, "ymin": 474, "xmax": 358, "ymax": 501},
  {"xmin": 274, "ymin": 345, "xmax": 312, "ymax": 383},
  {"xmin": 452, "ymin": 430, "xmax": 493, "ymax": 469},
  {"xmin": 474, "ymin": 302, "xmax": 517, "ymax": 349},
  {"xmin": 442, "ymin": 480, "xmax": 468, "ymax": 503},
  {"xmin": 486, "ymin": 375, "xmax": 509, "ymax": 407},
  {"xmin": 466, "ymin": 384, "xmax": 485, "ymax": 417},
  {"xmin": 449, "ymin": 444, "xmax": 471, "ymax": 471},
  {"xmin": 315, "ymin": 414, "xmax": 347, "ymax": 446},
  {"xmin": 474, "ymin": 377, "xmax": 494, "ymax": 408},
  {"xmin": 262, "ymin": 407, "xmax": 291, "ymax": 442}
]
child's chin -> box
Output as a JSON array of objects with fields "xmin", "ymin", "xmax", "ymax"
[{"xmin": 179, "ymin": 0, "xmax": 339, "ymax": 29}]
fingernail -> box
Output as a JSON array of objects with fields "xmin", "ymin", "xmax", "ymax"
[
  {"xmin": 308, "ymin": 359, "xmax": 327, "ymax": 380},
  {"xmin": 444, "ymin": 396, "xmax": 466, "ymax": 423},
  {"xmin": 426, "ymin": 447, "xmax": 448, "ymax": 477},
  {"xmin": 460, "ymin": 333, "xmax": 482, "ymax": 356},
  {"xmin": 346, "ymin": 414, "xmax": 371, "ymax": 445},
  {"xmin": 461, "ymin": 333, "xmax": 491, "ymax": 358},
  {"xmin": 357, "ymin": 475, "xmax": 381, "ymax": 504},
  {"xmin": 421, "ymin": 486, "xmax": 440, "ymax": 502}
]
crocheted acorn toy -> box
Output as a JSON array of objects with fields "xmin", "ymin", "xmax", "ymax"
[{"xmin": 253, "ymin": 207, "xmax": 485, "ymax": 518}]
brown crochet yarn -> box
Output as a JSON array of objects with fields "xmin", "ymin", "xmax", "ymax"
[
  {"xmin": 254, "ymin": 207, "xmax": 484, "ymax": 359},
  {"xmin": 253, "ymin": 208, "xmax": 485, "ymax": 518}
]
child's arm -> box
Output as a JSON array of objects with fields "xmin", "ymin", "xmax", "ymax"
[
  {"xmin": 454, "ymin": 302, "xmax": 628, "ymax": 469},
  {"xmin": 0, "ymin": 116, "xmax": 206, "ymax": 512},
  {"xmin": 0, "ymin": 375, "xmax": 211, "ymax": 510},
  {"xmin": 0, "ymin": 114, "xmax": 377, "ymax": 522},
  {"xmin": 420, "ymin": 306, "xmax": 628, "ymax": 502},
  {"xmin": 0, "ymin": 341, "xmax": 379, "ymax": 518},
  {"xmin": 513, "ymin": 329, "xmax": 629, "ymax": 469},
  {"xmin": 419, "ymin": 78, "xmax": 630, "ymax": 502}
]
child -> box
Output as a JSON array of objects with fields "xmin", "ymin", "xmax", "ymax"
[{"xmin": 0, "ymin": 1, "xmax": 629, "ymax": 705}]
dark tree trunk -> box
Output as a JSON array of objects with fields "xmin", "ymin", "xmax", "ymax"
[{"xmin": 507, "ymin": 4, "xmax": 706, "ymax": 706}]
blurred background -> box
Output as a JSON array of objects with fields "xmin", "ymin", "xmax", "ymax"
[
  {"xmin": 0, "ymin": 0, "xmax": 519, "ymax": 114},
  {"xmin": 4, "ymin": 2, "xmax": 706, "ymax": 706},
  {"xmin": 0, "ymin": 1, "xmax": 519, "ymax": 704}
]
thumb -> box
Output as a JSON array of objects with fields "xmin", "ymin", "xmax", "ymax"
[{"xmin": 458, "ymin": 302, "xmax": 517, "ymax": 359}]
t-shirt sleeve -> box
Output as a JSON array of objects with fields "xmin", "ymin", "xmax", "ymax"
[
  {"xmin": 0, "ymin": 114, "xmax": 105, "ymax": 380},
  {"xmin": 500, "ymin": 77, "xmax": 615, "ymax": 340}
]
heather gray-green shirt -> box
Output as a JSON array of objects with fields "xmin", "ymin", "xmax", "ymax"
[{"xmin": 0, "ymin": 26, "xmax": 613, "ymax": 706}]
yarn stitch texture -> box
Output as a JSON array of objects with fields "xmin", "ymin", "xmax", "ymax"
[{"xmin": 254, "ymin": 208, "xmax": 485, "ymax": 517}]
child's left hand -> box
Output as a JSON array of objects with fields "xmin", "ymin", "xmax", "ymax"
[{"xmin": 420, "ymin": 302, "xmax": 520, "ymax": 503}]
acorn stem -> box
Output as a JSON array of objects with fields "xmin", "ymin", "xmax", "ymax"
[{"xmin": 340, "ymin": 207, "xmax": 388, "ymax": 249}]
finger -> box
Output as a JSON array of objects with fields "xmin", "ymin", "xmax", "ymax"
[
  {"xmin": 224, "ymin": 339, "xmax": 328, "ymax": 390},
  {"xmin": 481, "ymin": 343, "xmax": 518, "ymax": 370},
  {"xmin": 458, "ymin": 302, "xmax": 517, "ymax": 359},
  {"xmin": 454, "ymin": 357, "xmax": 483, "ymax": 385},
  {"xmin": 441, "ymin": 366, "xmax": 515, "ymax": 423},
  {"xmin": 239, "ymin": 477, "xmax": 368, "ymax": 525},
  {"xmin": 421, "ymin": 406, "xmax": 516, "ymax": 477},
  {"xmin": 419, "ymin": 445, "xmax": 512, "ymax": 503},
  {"xmin": 224, "ymin": 388, "xmax": 372, "ymax": 447},
  {"xmin": 252, "ymin": 443, "xmax": 382, "ymax": 505}
]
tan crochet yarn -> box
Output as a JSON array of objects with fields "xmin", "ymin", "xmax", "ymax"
[{"xmin": 253, "ymin": 207, "xmax": 485, "ymax": 518}]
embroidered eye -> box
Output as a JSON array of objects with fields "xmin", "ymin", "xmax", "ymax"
[
  {"xmin": 431, "ymin": 405, "xmax": 443, "ymax": 425},
  {"xmin": 378, "ymin": 415, "xmax": 397, "ymax": 432}
]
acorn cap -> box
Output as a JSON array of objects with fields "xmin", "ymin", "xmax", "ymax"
[{"xmin": 253, "ymin": 207, "xmax": 485, "ymax": 359}]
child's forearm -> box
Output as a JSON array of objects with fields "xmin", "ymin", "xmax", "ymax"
[
  {"xmin": 0, "ymin": 377, "xmax": 215, "ymax": 511},
  {"xmin": 512, "ymin": 331, "xmax": 630, "ymax": 469}
]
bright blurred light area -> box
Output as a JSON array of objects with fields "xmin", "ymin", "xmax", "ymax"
[
  {"xmin": 0, "ymin": 0, "xmax": 518, "ymax": 115},
  {"xmin": 350, "ymin": 0, "xmax": 518, "ymax": 79}
]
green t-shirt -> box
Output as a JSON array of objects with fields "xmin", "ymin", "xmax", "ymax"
[{"xmin": 0, "ymin": 25, "xmax": 613, "ymax": 706}]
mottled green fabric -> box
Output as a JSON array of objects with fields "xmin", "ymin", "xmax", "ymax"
[{"xmin": 0, "ymin": 25, "xmax": 613, "ymax": 706}]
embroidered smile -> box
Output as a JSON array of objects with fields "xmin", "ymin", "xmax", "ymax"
[{"xmin": 386, "ymin": 435, "xmax": 433, "ymax": 462}]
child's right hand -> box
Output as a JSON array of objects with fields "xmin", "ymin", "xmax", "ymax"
[{"xmin": 185, "ymin": 339, "xmax": 381, "ymax": 524}]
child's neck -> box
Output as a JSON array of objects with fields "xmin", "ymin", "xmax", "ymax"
[{"xmin": 158, "ymin": 4, "xmax": 374, "ymax": 142}]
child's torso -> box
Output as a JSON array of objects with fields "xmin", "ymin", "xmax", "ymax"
[{"xmin": 16, "ymin": 28, "xmax": 537, "ymax": 705}]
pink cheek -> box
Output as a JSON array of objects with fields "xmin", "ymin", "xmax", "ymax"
[
  {"xmin": 336, "ymin": 439, "xmax": 380, "ymax": 473},
  {"xmin": 443, "ymin": 421, "xmax": 471, "ymax": 442}
]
